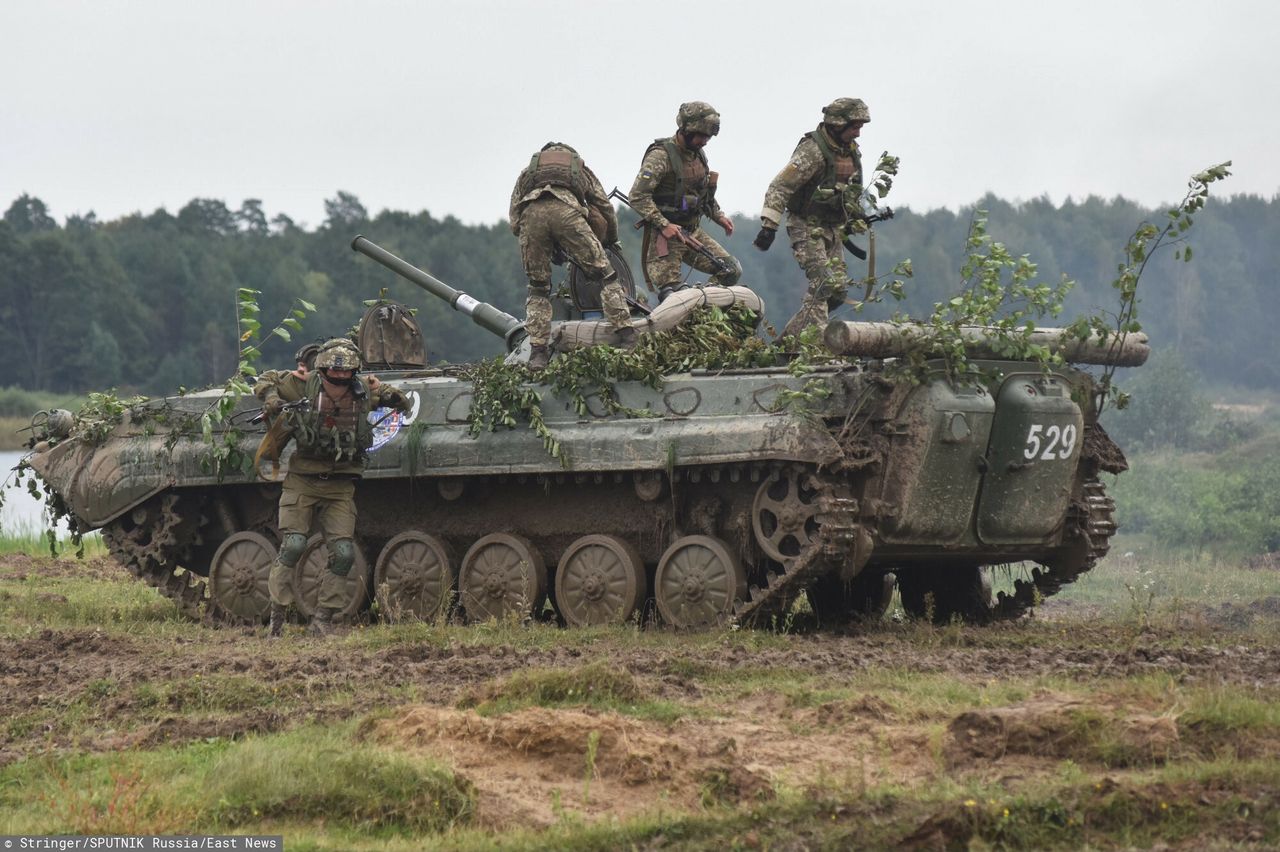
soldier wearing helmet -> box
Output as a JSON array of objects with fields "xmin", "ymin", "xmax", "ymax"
[
  {"xmin": 629, "ymin": 101, "xmax": 742, "ymax": 301},
  {"xmin": 510, "ymin": 142, "xmax": 634, "ymax": 371},
  {"xmin": 253, "ymin": 341, "xmax": 322, "ymax": 390},
  {"xmin": 754, "ymin": 98, "xmax": 872, "ymax": 338},
  {"xmin": 254, "ymin": 337, "xmax": 412, "ymax": 637}
]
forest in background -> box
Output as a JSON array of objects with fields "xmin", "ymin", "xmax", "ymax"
[{"xmin": 1, "ymin": 189, "xmax": 1276, "ymax": 397}]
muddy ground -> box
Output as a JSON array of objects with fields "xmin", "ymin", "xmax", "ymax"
[{"xmin": 4, "ymin": 554, "xmax": 1280, "ymax": 846}]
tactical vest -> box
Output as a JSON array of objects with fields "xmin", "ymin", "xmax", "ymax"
[
  {"xmin": 517, "ymin": 147, "xmax": 590, "ymax": 204},
  {"xmin": 645, "ymin": 138, "xmax": 714, "ymax": 225},
  {"xmin": 787, "ymin": 128, "xmax": 862, "ymax": 222},
  {"xmin": 286, "ymin": 373, "xmax": 374, "ymax": 466}
]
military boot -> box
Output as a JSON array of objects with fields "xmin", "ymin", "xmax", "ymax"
[
  {"xmin": 528, "ymin": 344, "xmax": 550, "ymax": 372},
  {"xmin": 268, "ymin": 603, "xmax": 286, "ymax": 638},
  {"xmin": 308, "ymin": 607, "xmax": 335, "ymax": 637}
]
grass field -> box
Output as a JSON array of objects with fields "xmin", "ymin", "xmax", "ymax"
[{"xmin": 1, "ymin": 545, "xmax": 1278, "ymax": 850}]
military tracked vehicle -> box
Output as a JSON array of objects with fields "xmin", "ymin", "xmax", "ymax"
[{"xmin": 23, "ymin": 236, "xmax": 1145, "ymax": 629}]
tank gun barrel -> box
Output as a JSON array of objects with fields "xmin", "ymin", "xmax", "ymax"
[
  {"xmin": 351, "ymin": 235, "xmax": 524, "ymax": 344},
  {"xmin": 824, "ymin": 321, "xmax": 1150, "ymax": 367}
]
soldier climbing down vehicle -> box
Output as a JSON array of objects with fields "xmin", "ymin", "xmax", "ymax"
[
  {"xmin": 630, "ymin": 101, "xmax": 742, "ymax": 303},
  {"xmin": 510, "ymin": 142, "xmax": 634, "ymax": 371},
  {"xmin": 755, "ymin": 97, "xmax": 874, "ymax": 338},
  {"xmin": 255, "ymin": 337, "xmax": 412, "ymax": 636}
]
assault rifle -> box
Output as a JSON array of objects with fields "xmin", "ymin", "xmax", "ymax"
[
  {"xmin": 247, "ymin": 397, "xmax": 309, "ymax": 425},
  {"xmin": 841, "ymin": 206, "xmax": 894, "ymax": 261},
  {"xmin": 608, "ymin": 187, "xmax": 735, "ymax": 278}
]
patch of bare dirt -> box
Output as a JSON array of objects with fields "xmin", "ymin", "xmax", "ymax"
[
  {"xmin": 365, "ymin": 694, "xmax": 938, "ymax": 831},
  {"xmin": 944, "ymin": 690, "xmax": 1180, "ymax": 768},
  {"xmin": 0, "ymin": 554, "xmax": 121, "ymax": 581}
]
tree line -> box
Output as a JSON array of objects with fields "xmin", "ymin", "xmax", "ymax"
[{"xmin": 1, "ymin": 189, "xmax": 1277, "ymax": 396}]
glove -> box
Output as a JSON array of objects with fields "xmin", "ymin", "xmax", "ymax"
[
  {"xmin": 550, "ymin": 245, "xmax": 567, "ymax": 265},
  {"xmin": 753, "ymin": 227, "xmax": 776, "ymax": 251},
  {"xmin": 263, "ymin": 397, "xmax": 285, "ymax": 418}
]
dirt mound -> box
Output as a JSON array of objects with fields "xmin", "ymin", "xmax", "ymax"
[
  {"xmin": 0, "ymin": 554, "xmax": 121, "ymax": 581},
  {"xmin": 366, "ymin": 695, "xmax": 923, "ymax": 830},
  {"xmin": 945, "ymin": 692, "xmax": 1180, "ymax": 768},
  {"xmin": 369, "ymin": 706, "xmax": 699, "ymax": 828}
]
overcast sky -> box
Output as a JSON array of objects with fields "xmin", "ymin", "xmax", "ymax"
[{"xmin": 2, "ymin": 0, "xmax": 1274, "ymax": 229}]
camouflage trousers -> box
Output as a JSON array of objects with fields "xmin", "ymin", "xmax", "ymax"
[
  {"xmin": 269, "ymin": 470, "xmax": 360, "ymax": 612},
  {"xmin": 780, "ymin": 217, "xmax": 849, "ymax": 340},
  {"xmin": 641, "ymin": 221, "xmax": 741, "ymax": 291},
  {"xmin": 518, "ymin": 196, "xmax": 627, "ymax": 345}
]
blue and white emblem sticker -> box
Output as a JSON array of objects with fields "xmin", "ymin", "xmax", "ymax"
[{"xmin": 368, "ymin": 391, "xmax": 420, "ymax": 452}]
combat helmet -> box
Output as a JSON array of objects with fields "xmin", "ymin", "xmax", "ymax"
[
  {"xmin": 822, "ymin": 98, "xmax": 871, "ymax": 127},
  {"xmin": 677, "ymin": 101, "xmax": 721, "ymax": 136},
  {"xmin": 314, "ymin": 338, "xmax": 362, "ymax": 372},
  {"xmin": 294, "ymin": 341, "xmax": 322, "ymax": 369}
]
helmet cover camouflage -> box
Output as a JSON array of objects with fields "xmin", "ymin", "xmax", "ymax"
[
  {"xmin": 314, "ymin": 338, "xmax": 361, "ymax": 372},
  {"xmin": 677, "ymin": 101, "xmax": 721, "ymax": 136},
  {"xmin": 541, "ymin": 141, "xmax": 579, "ymax": 155},
  {"xmin": 822, "ymin": 98, "xmax": 871, "ymax": 126}
]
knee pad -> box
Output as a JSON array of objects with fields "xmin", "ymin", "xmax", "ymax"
[
  {"xmin": 719, "ymin": 258, "xmax": 743, "ymax": 285},
  {"xmin": 278, "ymin": 532, "xmax": 308, "ymax": 568},
  {"xmin": 327, "ymin": 538, "xmax": 357, "ymax": 577}
]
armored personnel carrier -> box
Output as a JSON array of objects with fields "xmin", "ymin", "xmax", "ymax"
[{"xmin": 23, "ymin": 236, "xmax": 1145, "ymax": 628}]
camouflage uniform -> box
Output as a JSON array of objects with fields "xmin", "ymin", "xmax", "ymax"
[
  {"xmin": 630, "ymin": 103, "xmax": 741, "ymax": 296},
  {"xmin": 757, "ymin": 99, "xmax": 869, "ymax": 339},
  {"xmin": 509, "ymin": 143, "xmax": 630, "ymax": 350},
  {"xmin": 255, "ymin": 341, "xmax": 410, "ymax": 631}
]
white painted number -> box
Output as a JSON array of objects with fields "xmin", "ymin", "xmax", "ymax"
[{"xmin": 1023, "ymin": 423, "xmax": 1076, "ymax": 461}]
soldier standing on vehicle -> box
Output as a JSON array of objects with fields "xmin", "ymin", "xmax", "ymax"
[
  {"xmin": 630, "ymin": 101, "xmax": 742, "ymax": 302},
  {"xmin": 754, "ymin": 98, "xmax": 871, "ymax": 339},
  {"xmin": 510, "ymin": 142, "xmax": 633, "ymax": 371},
  {"xmin": 255, "ymin": 338, "xmax": 412, "ymax": 637}
]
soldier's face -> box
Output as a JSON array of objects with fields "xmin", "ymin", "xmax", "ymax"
[
  {"xmin": 838, "ymin": 122, "xmax": 865, "ymax": 144},
  {"xmin": 685, "ymin": 132, "xmax": 711, "ymax": 150},
  {"xmin": 322, "ymin": 368, "xmax": 355, "ymax": 386}
]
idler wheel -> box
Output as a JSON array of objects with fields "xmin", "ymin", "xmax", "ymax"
[
  {"xmin": 554, "ymin": 534, "xmax": 646, "ymax": 627},
  {"xmin": 655, "ymin": 535, "xmax": 745, "ymax": 629},
  {"xmin": 208, "ymin": 531, "xmax": 275, "ymax": 623},
  {"xmin": 373, "ymin": 532, "xmax": 456, "ymax": 622},
  {"xmin": 292, "ymin": 534, "xmax": 371, "ymax": 621},
  {"xmin": 459, "ymin": 533, "xmax": 546, "ymax": 623},
  {"xmin": 752, "ymin": 468, "xmax": 822, "ymax": 562}
]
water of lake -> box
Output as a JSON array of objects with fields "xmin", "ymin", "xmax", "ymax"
[{"xmin": 0, "ymin": 449, "xmax": 73, "ymax": 536}]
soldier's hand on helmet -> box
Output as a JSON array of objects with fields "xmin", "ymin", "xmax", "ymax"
[
  {"xmin": 754, "ymin": 227, "xmax": 777, "ymax": 251},
  {"xmin": 366, "ymin": 376, "xmax": 383, "ymax": 391},
  {"xmin": 716, "ymin": 215, "xmax": 734, "ymax": 237}
]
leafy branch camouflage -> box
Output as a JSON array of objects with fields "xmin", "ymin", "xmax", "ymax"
[
  {"xmin": 1063, "ymin": 161, "xmax": 1233, "ymax": 411},
  {"xmin": 464, "ymin": 306, "xmax": 834, "ymax": 464}
]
